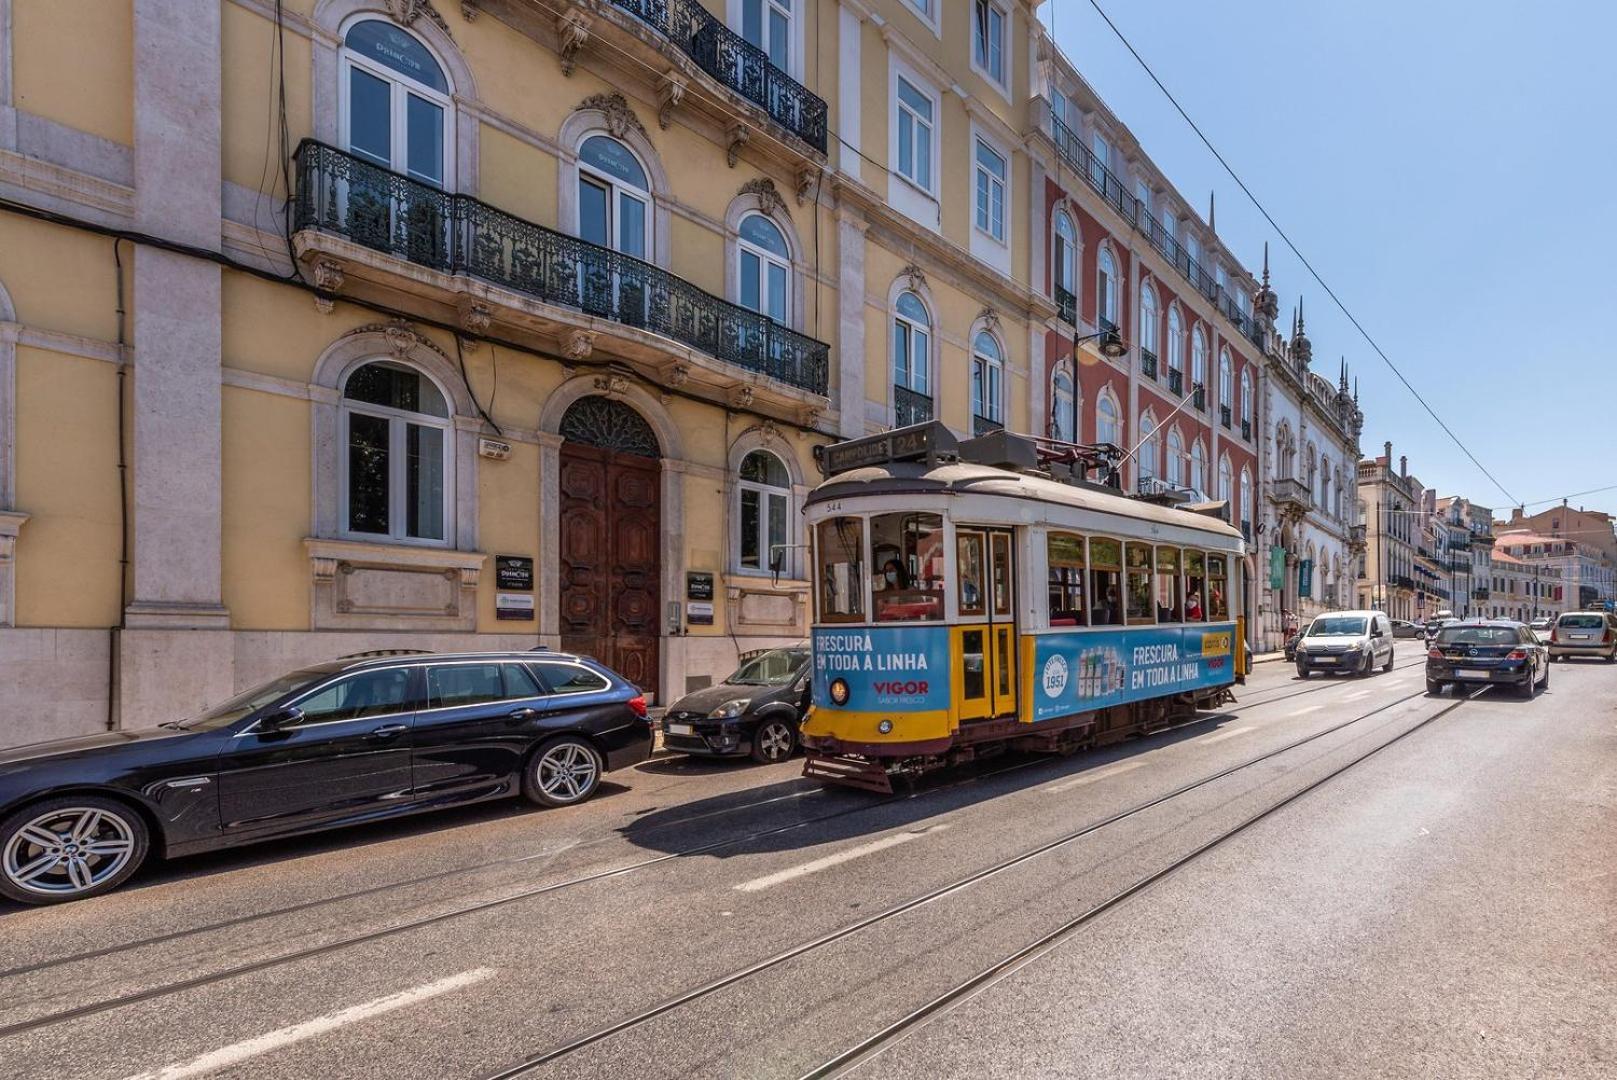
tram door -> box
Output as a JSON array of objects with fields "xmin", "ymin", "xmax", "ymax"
[{"xmin": 955, "ymin": 528, "xmax": 1018, "ymax": 722}]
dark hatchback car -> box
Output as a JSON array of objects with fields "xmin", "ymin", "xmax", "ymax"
[
  {"xmin": 0, "ymin": 651, "xmax": 651, "ymax": 905},
  {"xmin": 1426, "ymin": 621, "xmax": 1548, "ymax": 698},
  {"xmin": 661, "ymin": 645, "xmax": 811, "ymax": 762}
]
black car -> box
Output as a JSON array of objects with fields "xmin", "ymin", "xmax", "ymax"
[
  {"xmin": 661, "ymin": 645, "xmax": 811, "ymax": 762},
  {"xmin": 0, "ymin": 651, "xmax": 651, "ymax": 905},
  {"xmin": 1426, "ymin": 620, "xmax": 1548, "ymax": 698}
]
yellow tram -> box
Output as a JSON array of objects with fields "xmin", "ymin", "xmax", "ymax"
[{"xmin": 799, "ymin": 423, "xmax": 1248, "ymax": 791}]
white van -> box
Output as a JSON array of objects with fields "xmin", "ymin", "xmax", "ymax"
[{"xmin": 1295, "ymin": 610, "xmax": 1396, "ymax": 677}]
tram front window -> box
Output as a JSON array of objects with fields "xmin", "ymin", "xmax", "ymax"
[
  {"xmin": 1048, "ymin": 532, "xmax": 1087, "ymax": 626},
  {"xmin": 816, "ymin": 517, "xmax": 865, "ymax": 623},
  {"xmin": 1125, "ymin": 542, "xmax": 1154, "ymax": 624},
  {"xmin": 1089, "ymin": 538, "xmax": 1123, "ymax": 626},
  {"xmin": 1208, "ymin": 554, "xmax": 1229, "ymax": 620},
  {"xmin": 871, "ymin": 512, "xmax": 945, "ymax": 622}
]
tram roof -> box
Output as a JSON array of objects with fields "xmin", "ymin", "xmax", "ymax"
[{"xmin": 806, "ymin": 461, "xmax": 1244, "ymax": 542}]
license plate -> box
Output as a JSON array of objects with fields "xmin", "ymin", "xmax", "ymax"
[
  {"xmin": 1455, "ymin": 669, "xmax": 1489, "ymax": 680},
  {"xmin": 1572, "ymin": 634, "xmax": 1591, "ymax": 640},
  {"xmin": 1313, "ymin": 656, "xmax": 1336, "ymax": 664},
  {"xmin": 666, "ymin": 722, "xmax": 694, "ymax": 736}
]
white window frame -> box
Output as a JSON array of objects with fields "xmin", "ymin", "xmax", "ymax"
[
  {"xmin": 893, "ymin": 71, "xmax": 938, "ymax": 197},
  {"xmin": 1240, "ymin": 368, "xmax": 1253, "ymax": 426},
  {"xmin": 1139, "ymin": 281, "xmax": 1158, "ymax": 355},
  {"xmin": 731, "ymin": 0, "xmax": 802, "ymax": 78},
  {"xmin": 971, "ymin": 0, "xmax": 1010, "ymax": 93},
  {"xmin": 974, "ymin": 137, "xmax": 1008, "ymax": 243},
  {"xmin": 1218, "ymin": 455, "xmax": 1233, "ymax": 505},
  {"xmin": 971, "ymin": 332, "xmax": 1005, "ymax": 424},
  {"xmin": 1190, "ymin": 440, "xmax": 1207, "ymax": 496},
  {"xmin": 893, "ymin": 291, "xmax": 931, "ymax": 398},
  {"xmin": 1166, "ymin": 428, "xmax": 1184, "ymax": 487},
  {"xmin": 736, "ymin": 211, "xmax": 791, "ymax": 324},
  {"xmin": 338, "ymin": 17, "xmax": 454, "ymax": 188},
  {"xmin": 1097, "ymin": 246, "xmax": 1119, "ymax": 327},
  {"xmin": 1167, "ymin": 305, "xmax": 1184, "ymax": 374},
  {"xmin": 1191, "ymin": 327, "xmax": 1208, "ymax": 399},
  {"xmin": 1138, "ymin": 412, "xmax": 1158, "ymax": 481},
  {"xmin": 1052, "ymin": 366, "xmax": 1076, "ymax": 442},
  {"xmin": 1218, "ymin": 349, "xmax": 1233, "ymax": 411},
  {"xmin": 577, "ymin": 133, "xmax": 653, "ymax": 259},
  {"xmin": 1097, "ymin": 389, "xmax": 1121, "ymax": 447},
  {"xmin": 736, "ymin": 449, "xmax": 792, "ymax": 575},
  {"xmin": 901, "ymin": 0, "xmax": 942, "ymax": 36},
  {"xmin": 339, "ymin": 362, "xmax": 456, "ymax": 548},
  {"xmin": 1053, "ymin": 210, "xmax": 1078, "ymax": 300}
]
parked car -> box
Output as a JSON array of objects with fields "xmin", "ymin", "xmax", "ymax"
[
  {"xmin": 1548, "ymin": 611, "xmax": 1617, "ymax": 662},
  {"xmin": 1295, "ymin": 610, "xmax": 1396, "ymax": 677},
  {"xmin": 1426, "ymin": 620, "xmax": 1548, "ymax": 697},
  {"xmin": 0, "ymin": 651, "xmax": 652, "ymax": 905},
  {"xmin": 1283, "ymin": 618, "xmax": 1315, "ymax": 662},
  {"xmin": 1391, "ymin": 618, "xmax": 1423, "ymax": 639},
  {"xmin": 661, "ymin": 644, "xmax": 811, "ymax": 762},
  {"xmin": 1528, "ymin": 616, "xmax": 1555, "ymax": 643}
]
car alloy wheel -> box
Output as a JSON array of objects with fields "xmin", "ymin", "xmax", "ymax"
[
  {"xmin": 524, "ymin": 737, "xmax": 603, "ymax": 808},
  {"xmin": 0, "ymin": 798, "xmax": 147, "ymax": 905},
  {"xmin": 751, "ymin": 719, "xmax": 797, "ymax": 764}
]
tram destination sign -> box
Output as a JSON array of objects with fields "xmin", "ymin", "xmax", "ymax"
[{"xmin": 820, "ymin": 422, "xmax": 958, "ymax": 477}]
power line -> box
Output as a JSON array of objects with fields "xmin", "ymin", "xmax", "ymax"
[
  {"xmin": 1078, "ymin": 0, "xmax": 1519, "ymax": 508},
  {"xmin": 1520, "ymin": 482, "xmax": 1617, "ymax": 508}
]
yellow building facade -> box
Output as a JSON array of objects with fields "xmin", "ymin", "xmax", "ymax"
[{"xmin": 0, "ymin": 0, "xmax": 1054, "ymax": 743}]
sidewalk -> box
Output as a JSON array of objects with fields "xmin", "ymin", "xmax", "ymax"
[{"xmin": 1250, "ymin": 649, "xmax": 1287, "ymax": 665}]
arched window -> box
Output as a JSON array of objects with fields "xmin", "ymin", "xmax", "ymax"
[
  {"xmin": 1097, "ymin": 390, "xmax": 1121, "ymax": 447},
  {"xmin": 1240, "ymin": 468, "xmax": 1253, "ymax": 530},
  {"xmin": 1191, "ymin": 327, "xmax": 1208, "ymax": 403},
  {"xmin": 341, "ymin": 361, "xmax": 453, "ymax": 543},
  {"xmin": 1218, "ymin": 349, "xmax": 1233, "ymax": 412},
  {"xmin": 578, "ymin": 134, "xmax": 650, "ymax": 258},
  {"xmin": 1052, "ymin": 366, "xmax": 1076, "ymax": 441},
  {"xmin": 1218, "ymin": 455, "xmax": 1233, "ymax": 505},
  {"xmin": 1138, "ymin": 282, "xmax": 1158, "ymax": 361},
  {"xmin": 893, "ymin": 291, "xmax": 931, "ymax": 418},
  {"xmin": 1190, "ymin": 440, "xmax": 1206, "ymax": 496},
  {"xmin": 971, "ymin": 332, "xmax": 1004, "ymax": 424},
  {"xmin": 1167, "ymin": 306, "xmax": 1184, "ymax": 375},
  {"xmin": 1319, "ymin": 458, "xmax": 1332, "ymax": 514},
  {"xmin": 1053, "ymin": 211, "xmax": 1078, "ymax": 304},
  {"xmin": 1097, "ymin": 247, "xmax": 1119, "ymax": 327},
  {"xmin": 737, "ymin": 213, "xmax": 790, "ymax": 323},
  {"xmin": 1166, "ymin": 428, "xmax": 1184, "ymax": 486},
  {"xmin": 1240, "ymin": 368, "xmax": 1253, "ymax": 429},
  {"xmin": 1305, "ymin": 444, "xmax": 1318, "ymax": 497},
  {"xmin": 738, "ymin": 449, "xmax": 790, "ymax": 572},
  {"xmin": 341, "ymin": 19, "xmax": 452, "ymax": 186},
  {"xmin": 1138, "ymin": 412, "xmax": 1158, "ymax": 481}
]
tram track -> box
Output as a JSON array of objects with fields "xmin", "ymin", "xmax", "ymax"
[
  {"xmin": 0, "ymin": 666, "xmax": 1429, "ymax": 1042},
  {"xmin": 474, "ymin": 681, "xmax": 1447, "ymax": 1079},
  {"xmin": 0, "ymin": 657, "xmax": 1415, "ymax": 987},
  {"xmin": 796, "ymin": 686, "xmax": 1486, "ymax": 1080}
]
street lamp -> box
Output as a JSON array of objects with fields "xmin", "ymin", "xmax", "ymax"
[{"xmin": 1063, "ymin": 326, "xmax": 1128, "ymax": 443}]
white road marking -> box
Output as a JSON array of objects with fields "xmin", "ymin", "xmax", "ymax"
[
  {"xmin": 1200, "ymin": 725, "xmax": 1254, "ymax": 744},
  {"xmin": 734, "ymin": 825, "xmax": 950, "ymax": 892},
  {"xmin": 1343, "ymin": 689, "xmax": 1374, "ymax": 701},
  {"xmin": 1289, "ymin": 704, "xmax": 1325, "ymax": 717},
  {"xmin": 1049, "ymin": 760, "xmax": 1145, "ymax": 793},
  {"xmin": 123, "ymin": 968, "xmax": 495, "ymax": 1080}
]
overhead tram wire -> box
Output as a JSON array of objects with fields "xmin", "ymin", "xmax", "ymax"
[{"xmin": 1080, "ymin": 0, "xmax": 1519, "ymax": 508}]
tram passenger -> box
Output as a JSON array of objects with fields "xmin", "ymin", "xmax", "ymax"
[
  {"xmin": 877, "ymin": 558, "xmax": 910, "ymax": 591},
  {"xmin": 1185, "ymin": 590, "xmax": 1204, "ymax": 621}
]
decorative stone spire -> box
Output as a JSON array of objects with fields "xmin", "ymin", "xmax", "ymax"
[
  {"xmin": 1291, "ymin": 297, "xmax": 1312, "ymax": 368},
  {"xmin": 1255, "ymin": 242, "xmax": 1278, "ymax": 320},
  {"xmin": 1208, "ymin": 191, "xmax": 1216, "ymax": 235},
  {"xmin": 1339, "ymin": 357, "xmax": 1349, "ymax": 394}
]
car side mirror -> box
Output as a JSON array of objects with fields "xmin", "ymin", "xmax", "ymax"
[{"xmin": 258, "ymin": 706, "xmax": 303, "ymax": 731}]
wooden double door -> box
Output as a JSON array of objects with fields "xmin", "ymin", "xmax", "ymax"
[{"xmin": 558, "ymin": 442, "xmax": 661, "ymax": 698}]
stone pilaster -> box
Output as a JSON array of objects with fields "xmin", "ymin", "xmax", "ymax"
[{"xmin": 835, "ymin": 212, "xmax": 868, "ymax": 438}]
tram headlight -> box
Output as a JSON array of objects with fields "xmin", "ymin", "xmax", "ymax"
[
  {"xmin": 707, "ymin": 699, "xmax": 750, "ymax": 719},
  {"xmin": 877, "ymin": 719, "xmax": 893, "ymax": 734},
  {"xmin": 829, "ymin": 678, "xmax": 850, "ymax": 706}
]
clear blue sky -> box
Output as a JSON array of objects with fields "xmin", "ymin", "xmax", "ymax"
[{"xmin": 1041, "ymin": 0, "xmax": 1617, "ymax": 521}]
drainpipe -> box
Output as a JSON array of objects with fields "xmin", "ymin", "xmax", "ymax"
[{"xmin": 109, "ymin": 240, "xmax": 129, "ymax": 731}]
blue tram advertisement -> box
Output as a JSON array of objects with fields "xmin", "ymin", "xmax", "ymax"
[{"xmin": 800, "ymin": 423, "xmax": 1247, "ymax": 791}]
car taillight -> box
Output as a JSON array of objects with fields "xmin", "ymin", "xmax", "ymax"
[
  {"xmin": 1427, "ymin": 647, "xmax": 1443, "ymax": 660},
  {"xmin": 627, "ymin": 694, "xmax": 648, "ymax": 718},
  {"xmin": 1551, "ymin": 630, "xmax": 1560, "ymax": 643},
  {"xmin": 1506, "ymin": 649, "xmax": 1527, "ymax": 661}
]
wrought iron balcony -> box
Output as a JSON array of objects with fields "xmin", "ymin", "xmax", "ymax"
[
  {"xmin": 607, "ymin": 0, "xmax": 827, "ymax": 153},
  {"xmin": 1055, "ymin": 285, "xmax": 1077, "ymax": 326},
  {"xmin": 893, "ymin": 385, "xmax": 933, "ymax": 427},
  {"xmin": 1241, "ymin": 418, "xmax": 1252, "ymax": 440},
  {"xmin": 1472, "ymin": 587, "xmax": 1490, "ymax": 600},
  {"xmin": 1192, "ymin": 385, "xmax": 1207, "ymax": 410},
  {"xmin": 1140, "ymin": 348, "xmax": 1157, "ymax": 379},
  {"xmin": 1391, "ymin": 574, "xmax": 1417, "ymax": 591},
  {"xmin": 1167, "ymin": 369, "xmax": 1184, "ymax": 395},
  {"xmin": 973, "ymin": 415, "xmax": 1004, "ymax": 437},
  {"xmin": 293, "ymin": 140, "xmax": 829, "ymax": 396},
  {"xmin": 1048, "ymin": 110, "xmax": 1263, "ymax": 351},
  {"xmin": 1220, "ymin": 404, "xmax": 1232, "ymax": 428},
  {"xmin": 1241, "ymin": 521, "xmax": 1253, "ymax": 543},
  {"xmin": 1270, "ymin": 477, "xmax": 1313, "ymax": 511}
]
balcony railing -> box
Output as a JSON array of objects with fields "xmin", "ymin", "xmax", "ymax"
[
  {"xmin": 973, "ymin": 415, "xmax": 1004, "ymax": 437},
  {"xmin": 1241, "ymin": 521, "xmax": 1252, "ymax": 543},
  {"xmin": 893, "ymin": 384, "xmax": 933, "ymax": 427},
  {"xmin": 1141, "ymin": 348, "xmax": 1157, "ymax": 379},
  {"xmin": 1240, "ymin": 418, "xmax": 1252, "ymax": 440},
  {"xmin": 1219, "ymin": 404, "xmax": 1232, "ymax": 428},
  {"xmin": 1049, "ymin": 111, "xmax": 1263, "ymax": 351},
  {"xmin": 607, "ymin": 0, "xmax": 827, "ymax": 153},
  {"xmin": 1391, "ymin": 574, "xmax": 1417, "ymax": 591},
  {"xmin": 1472, "ymin": 587, "xmax": 1490, "ymax": 600},
  {"xmin": 1192, "ymin": 386, "xmax": 1206, "ymax": 410},
  {"xmin": 1167, "ymin": 369, "xmax": 1184, "ymax": 395},
  {"xmin": 1270, "ymin": 477, "xmax": 1313, "ymax": 509},
  {"xmin": 1055, "ymin": 285, "xmax": 1077, "ymax": 327},
  {"xmin": 294, "ymin": 140, "xmax": 830, "ymax": 396}
]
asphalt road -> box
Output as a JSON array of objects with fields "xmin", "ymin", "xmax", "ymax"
[{"xmin": 1, "ymin": 654, "xmax": 1612, "ymax": 1079}]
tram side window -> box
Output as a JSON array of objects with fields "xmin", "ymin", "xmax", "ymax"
[
  {"xmin": 1184, "ymin": 549, "xmax": 1207, "ymax": 622},
  {"xmin": 1155, "ymin": 546, "xmax": 1182, "ymax": 622},
  {"xmin": 958, "ymin": 530, "xmax": 987, "ymax": 619},
  {"xmin": 816, "ymin": 517, "xmax": 866, "ymax": 623},
  {"xmin": 1208, "ymin": 554, "xmax": 1229, "ymax": 620},
  {"xmin": 1125, "ymin": 542, "xmax": 1154, "ymax": 624},
  {"xmin": 1047, "ymin": 532, "xmax": 1087, "ymax": 626},
  {"xmin": 1088, "ymin": 537, "xmax": 1123, "ymax": 626},
  {"xmin": 871, "ymin": 512, "xmax": 946, "ymax": 622}
]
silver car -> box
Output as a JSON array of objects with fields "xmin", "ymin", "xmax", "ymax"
[{"xmin": 1548, "ymin": 612, "xmax": 1617, "ymax": 662}]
